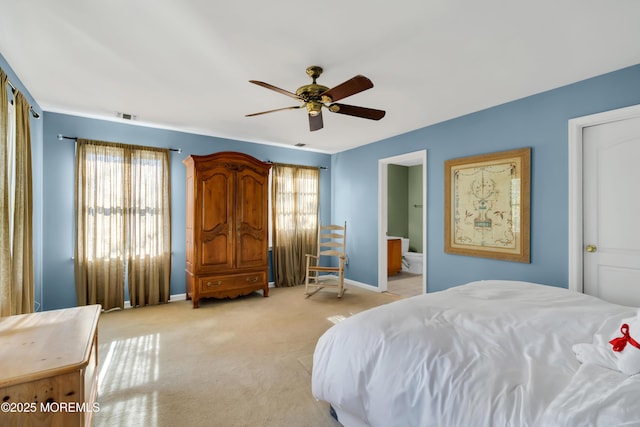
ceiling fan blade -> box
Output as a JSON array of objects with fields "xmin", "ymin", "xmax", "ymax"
[
  {"xmin": 246, "ymin": 105, "xmax": 303, "ymax": 117},
  {"xmin": 329, "ymin": 103, "xmax": 386, "ymax": 120},
  {"xmin": 309, "ymin": 111, "xmax": 323, "ymax": 131},
  {"xmin": 320, "ymin": 75, "xmax": 374, "ymax": 102},
  {"xmin": 249, "ymin": 80, "xmax": 302, "ymax": 100}
]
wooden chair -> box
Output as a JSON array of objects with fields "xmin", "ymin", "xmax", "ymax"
[{"xmin": 305, "ymin": 222, "xmax": 347, "ymax": 298}]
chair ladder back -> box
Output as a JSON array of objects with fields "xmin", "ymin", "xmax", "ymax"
[{"xmin": 305, "ymin": 221, "xmax": 347, "ymax": 298}]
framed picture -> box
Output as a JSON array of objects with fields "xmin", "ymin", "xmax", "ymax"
[{"xmin": 444, "ymin": 147, "xmax": 531, "ymax": 263}]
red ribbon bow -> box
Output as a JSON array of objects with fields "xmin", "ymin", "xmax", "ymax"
[{"xmin": 610, "ymin": 323, "xmax": 640, "ymax": 352}]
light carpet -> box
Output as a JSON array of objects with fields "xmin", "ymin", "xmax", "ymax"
[{"xmin": 94, "ymin": 285, "xmax": 401, "ymax": 427}]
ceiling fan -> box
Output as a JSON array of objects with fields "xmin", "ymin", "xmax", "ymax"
[{"xmin": 246, "ymin": 66, "xmax": 385, "ymax": 131}]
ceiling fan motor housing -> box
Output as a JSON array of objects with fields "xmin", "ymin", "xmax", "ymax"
[
  {"xmin": 296, "ymin": 83, "xmax": 330, "ymax": 100},
  {"xmin": 298, "ymin": 65, "xmax": 332, "ymax": 105}
]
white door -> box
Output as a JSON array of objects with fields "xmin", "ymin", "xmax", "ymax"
[{"xmin": 583, "ymin": 115, "xmax": 640, "ymax": 306}]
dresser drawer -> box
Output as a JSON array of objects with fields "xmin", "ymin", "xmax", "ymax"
[{"xmin": 198, "ymin": 272, "xmax": 266, "ymax": 294}]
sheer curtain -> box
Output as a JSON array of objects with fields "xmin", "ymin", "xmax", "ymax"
[
  {"xmin": 127, "ymin": 147, "xmax": 171, "ymax": 307},
  {"xmin": 0, "ymin": 69, "xmax": 34, "ymax": 316},
  {"xmin": 0, "ymin": 70, "xmax": 11, "ymax": 315},
  {"xmin": 11, "ymin": 92, "xmax": 34, "ymax": 314},
  {"xmin": 271, "ymin": 164, "xmax": 320, "ymax": 287},
  {"xmin": 75, "ymin": 141, "xmax": 126, "ymax": 310},
  {"xmin": 74, "ymin": 139, "xmax": 171, "ymax": 310}
]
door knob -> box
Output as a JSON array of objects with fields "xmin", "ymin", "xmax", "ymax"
[{"xmin": 585, "ymin": 244, "xmax": 597, "ymax": 253}]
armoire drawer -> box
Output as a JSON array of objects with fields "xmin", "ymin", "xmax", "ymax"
[{"xmin": 198, "ymin": 272, "xmax": 266, "ymax": 294}]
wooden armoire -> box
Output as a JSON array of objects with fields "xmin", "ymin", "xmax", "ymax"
[{"xmin": 184, "ymin": 152, "xmax": 271, "ymax": 308}]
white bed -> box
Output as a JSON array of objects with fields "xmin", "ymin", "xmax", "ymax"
[{"xmin": 312, "ymin": 280, "xmax": 640, "ymax": 427}]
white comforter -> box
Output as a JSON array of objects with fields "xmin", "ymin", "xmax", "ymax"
[{"xmin": 312, "ymin": 280, "xmax": 640, "ymax": 427}]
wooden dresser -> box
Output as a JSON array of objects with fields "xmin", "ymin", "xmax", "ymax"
[
  {"xmin": 184, "ymin": 151, "xmax": 271, "ymax": 308},
  {"xmin": 0, "ymin": 305, "xmax": 101, "ymax": 427},
  {"xmin": 387, "ymin": 238, "xmax": 402, "ymax": 276}
]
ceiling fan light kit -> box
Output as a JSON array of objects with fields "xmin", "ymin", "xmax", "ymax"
[{"xmin": 246, "ymin": 66, "xmax": 385, "ymax": 132}]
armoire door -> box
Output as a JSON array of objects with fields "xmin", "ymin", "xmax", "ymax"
[
  {"xmin": 199, "ymin": 165, "xmax": 235, "ymax": 271},
  {"xmin": 235, "ymin": 166, "xmax": 269, "ymax": 270}
]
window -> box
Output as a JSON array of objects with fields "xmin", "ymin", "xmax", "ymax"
[
  {"xmin": 81, "ymin": 147, "xmax": 167, "ymax": 261},
  {"xmin": 271, "ymin": 165, "xmax": 320, "ymax": 239},
  {"xmin": 270, "ymin": 164, "xmax": 320, "ymax": 287},
  {"xmin": 75, "ymin": 140, "xmax": 171, "ymax": 309}
]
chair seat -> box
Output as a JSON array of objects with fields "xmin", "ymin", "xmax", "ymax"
[{"xmin": 307, "ymin": 265, "xmax": 341, "ymax": 272}]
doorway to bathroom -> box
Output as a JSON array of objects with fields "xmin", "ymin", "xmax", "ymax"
[{"xmin": 378, "ymin": 150, "xmax": 427, "ymax": 296}]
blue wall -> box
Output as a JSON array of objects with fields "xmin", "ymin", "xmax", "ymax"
[
  {"xmin": 42, "ymin": 113, "xmax": 331, "ymax": 310},
  {"xmin": 333, "ymin": 64, "xmax": 640, "ymax": 293}
]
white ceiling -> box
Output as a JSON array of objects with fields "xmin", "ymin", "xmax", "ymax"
[{"xmin": 1, "ymin": 1, "xmax": 639, "ymax": 154}]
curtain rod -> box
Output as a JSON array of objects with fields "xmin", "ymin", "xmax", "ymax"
[
  {"xmin": 57, "ymin": 134, "xmax": 182, "ymax": 153},
  {"xmin": 6, "ymin": 79, "xmax": 40, "ymax": 119},
  {"xmin": 266, "ymin": 160, "xmax": 327, "ymax": 170}
]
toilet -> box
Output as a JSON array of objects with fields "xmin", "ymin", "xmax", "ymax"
[{"xmin": 401, "ymin": 238, "xmax": 423, "ymax": 274}]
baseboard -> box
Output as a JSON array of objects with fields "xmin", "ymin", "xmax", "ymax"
[
  {"xmin": 314, "ymin": 274, "xmax": 381, "ymax": 293},
  {"xmin": 344, "ymin": 278, "xmax": 382, "ymax": 293},
  {"xmin": 123, "ymin": 293, "xmax": 187, "ymax": 309}
]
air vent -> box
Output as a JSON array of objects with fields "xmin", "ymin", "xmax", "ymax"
[{"xmin": 116, "ymin": 112, "xmax": 137, "ymax": 121}]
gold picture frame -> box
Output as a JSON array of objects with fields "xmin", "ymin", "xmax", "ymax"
[{"xmin": 444, "ymin": 147, "xmax": 531, "ymax": 263}]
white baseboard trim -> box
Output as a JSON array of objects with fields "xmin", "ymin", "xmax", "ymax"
[
  {"xmin": 302, "ymin": 274, "xmax": 381, "ymax": 293},
  {"xmin": 344, "ymin": 278, "xmax": 381, "ymax": 293},
  {"xmin": 123, "ymin": 293, "xmax": 187, "ymax": 309}
]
